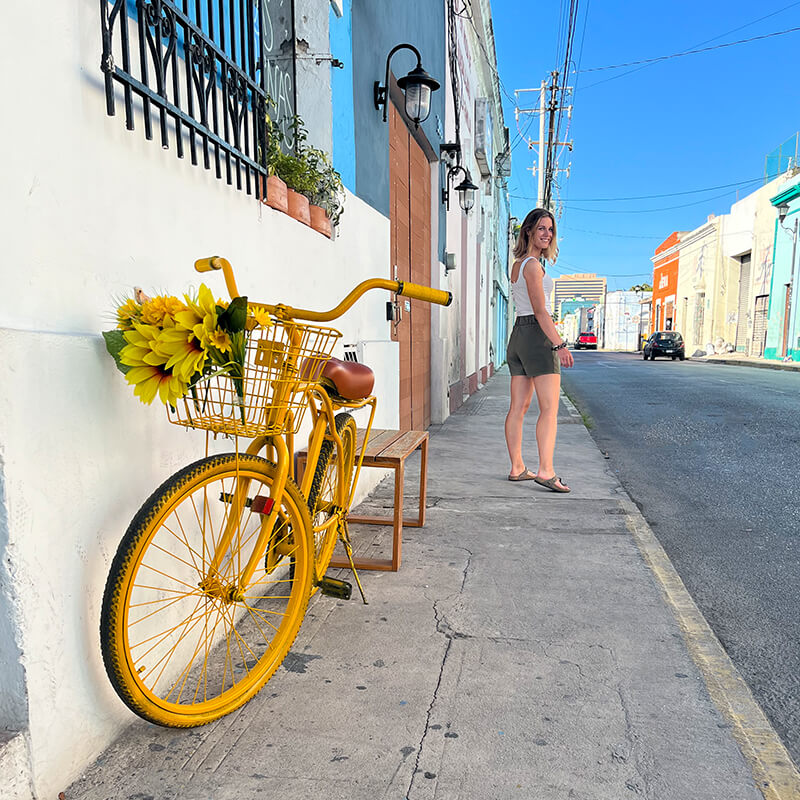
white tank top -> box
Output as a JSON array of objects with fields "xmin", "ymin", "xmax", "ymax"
[{"xmin": 511, "ymin": 256, "xmax": 553, "ymax": 319}]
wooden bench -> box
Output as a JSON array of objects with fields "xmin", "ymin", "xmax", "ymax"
[
  {"xmin": 297, "ymin": 428, "xmax": 428, "ymax": 573},
  {"xmin": 333, "ymin": 428, "xmax": 428, "ymax": 571}
]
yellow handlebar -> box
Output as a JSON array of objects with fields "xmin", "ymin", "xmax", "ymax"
[
  {"xmin": 194, "ymin": 256, "xmax": 240, "ymax": 299},
  {"xmin": 397, "ymin": 281, "xmax": 452, "ymax": 307},
  {"xmin": 194, "ymin": 257, "xmax": 453, "ymax": 321}
]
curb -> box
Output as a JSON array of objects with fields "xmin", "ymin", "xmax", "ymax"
[
  {"xmin": 622, "ymin": 502, "xmax": 800, "ymax": 799},
  {"xmin": 691, "ymin": 357, "xmax": 800, "ymax": 372},
  {"xmin": 565, "ymin": 375, "xmax": 800, "ymax": 797}
]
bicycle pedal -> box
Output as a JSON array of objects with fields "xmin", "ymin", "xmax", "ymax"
[{"xmin": 317, "ymin": 576, "xmax": 352, "ymax": 600}]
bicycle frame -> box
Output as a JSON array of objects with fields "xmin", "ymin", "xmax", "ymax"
[{"xmin": 194, "ymin": 255, "xmax": 451, "ymax": 596}]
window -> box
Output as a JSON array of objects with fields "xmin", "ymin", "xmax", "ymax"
[{"xmin": 100, "ymin": 0, "xmax": 297, "ymax": 196}]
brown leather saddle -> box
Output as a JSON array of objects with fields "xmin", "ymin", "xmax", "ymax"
[{"xmin": 301, "ymin": 355, "xmax": 375, "ymax": 400}]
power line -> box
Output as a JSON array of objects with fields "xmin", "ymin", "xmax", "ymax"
[
  {"xmin": 563, "ymin": 187, "xmax": 739, "ymax": 213},
  {"xmin": 579, "ymin": 1, "xmax": 800, "ymax": 90},
  {"xmin": 580, "ymin": 26, "xmax": 800, "ymax": 73},
  {"xmin": 540, "ymin": 176, "xmax": 764, "ymax": 202},
  {"xmin": 561, "ymin": 227, "xmax": 664, "ymax": 239}
]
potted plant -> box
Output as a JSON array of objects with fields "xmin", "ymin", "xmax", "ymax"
[
  {"xmin": 270, "ymin": 147, "xmax": 316, "ymax": 226},
  {"xmin": 265, "ymin": 113, "xmax": 345, "ymax": 234},
  {"xmin": 304, "ymin": 147, "xmax": 345, "ymax": 238}
]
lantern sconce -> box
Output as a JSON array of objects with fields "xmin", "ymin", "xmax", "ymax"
[
  {"xmin": 442, "ymin": 165, "xmax": 478, "ymax": 213},
  {"xmin": 374, "ymin": 44, "xmax": 440, "ymax": 128}
]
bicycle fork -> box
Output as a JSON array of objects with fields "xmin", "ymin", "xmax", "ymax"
[{"xmin": 201, "ymin": 436, "xmax": 294, "ymax": 601}]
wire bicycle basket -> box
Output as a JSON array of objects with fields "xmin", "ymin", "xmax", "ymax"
[{"xmin": 167, "ymin": 319, "xmax": 342, "ymax": 437}]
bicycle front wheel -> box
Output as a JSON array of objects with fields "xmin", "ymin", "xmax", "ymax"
[
  {"xmin": 307, "ymin": 412, "xmax": 357, "ymax": 577},
  {"xmin": 100, "ymin": 454, "xmax": 313, "ymax": 727}
]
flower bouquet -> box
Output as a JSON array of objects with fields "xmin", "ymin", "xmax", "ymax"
[{"xmin": 104, "ymin": 285, "xmax": 272, "ymax": 422}]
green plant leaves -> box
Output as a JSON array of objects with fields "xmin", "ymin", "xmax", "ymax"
[
  {"xmin": 103, "ymin": 329, "xmax": 131, "ymax": 374},
  {"xmin": 217, "ymin": 295, "xmax": 248, "ymax": 333}
]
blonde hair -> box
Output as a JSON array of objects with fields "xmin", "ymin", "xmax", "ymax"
[{"xmin": 513, "ymin": 208, "xmax": 558, "ymax": 263}]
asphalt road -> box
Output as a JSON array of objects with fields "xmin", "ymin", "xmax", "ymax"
[{"xmin": 561, "ymin": 350, "xmax": 800, "ymax": 766}]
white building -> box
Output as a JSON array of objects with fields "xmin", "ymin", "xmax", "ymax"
[
  {"xmin": 603, "ymin": 291, "xmax": 652, "ymax": 351},
  {"xmin": 1, "ymin": 1, "xmax": 510, "ymax": 797}
]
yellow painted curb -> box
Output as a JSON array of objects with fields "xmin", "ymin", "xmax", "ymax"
[{"xmin": 623, "ymin": 504, "xmax": 800, "ymax": 800}]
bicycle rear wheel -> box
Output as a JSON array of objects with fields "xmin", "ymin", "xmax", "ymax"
[
  {"xmin": 100, "ymin": 453, "xmax": 313, "ymax": 727},
  {"xmin": 307, "ymin": 412, "xmax": 357, "ymax": 577}
]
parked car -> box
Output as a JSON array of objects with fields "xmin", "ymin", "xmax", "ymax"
[
  {"xmin": 643, "ymin": 331, "xmax": 685, "ymax": 360},
  {"xmin": 574, "ymin": 332, "xmax": 597, "ymax": 349}
]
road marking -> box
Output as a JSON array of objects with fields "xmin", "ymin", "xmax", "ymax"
[{"xmin": 622, "ymin": 504, "xmax": 800, "ymax": 800}]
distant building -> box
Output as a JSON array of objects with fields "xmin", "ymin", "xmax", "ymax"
[
  {"xmin": 552, "ymin": 273, "xmax": 606, "ymax": 318},
  {"xmin": 604, "ymin": 290, "xmax": 652, "ymax": 350}
]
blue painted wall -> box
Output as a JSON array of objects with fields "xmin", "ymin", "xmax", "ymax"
[
  {"xmin": 765, "ymin": 179, "xmax": 800, "ymax": 360},
  {"xmin": 350, "ymin": 1, "xmax": 446, "ymax": 218},
  {"xmin": 329, "ymin": 0, "xmax": 356, "ymax": 192}
]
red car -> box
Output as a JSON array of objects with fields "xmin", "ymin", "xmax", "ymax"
[{"xmin": 574, "ymin": 332, "xmax": 597, "ymax": 349}]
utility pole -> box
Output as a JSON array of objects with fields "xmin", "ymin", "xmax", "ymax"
[{"xmin": 515, "ymin": 72, "xmax": 572, "ymax": 210}]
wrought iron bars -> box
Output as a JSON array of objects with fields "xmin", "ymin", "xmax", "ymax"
[{"xmin": 100, "ymin": 0, "xmax": 293, "ymax": 197}]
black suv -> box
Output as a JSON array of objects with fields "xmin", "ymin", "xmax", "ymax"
[{"xmin": 643, "ymin": 331, "xmax": 685, "ymax": 361}]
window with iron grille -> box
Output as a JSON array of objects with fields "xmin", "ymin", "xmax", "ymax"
[{"xmin": 100, "ymin": 0, "xmax": 297, "ymax": 197}]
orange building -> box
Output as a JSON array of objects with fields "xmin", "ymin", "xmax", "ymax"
[{"xmin": 651, "ymin": 232, "xmax": 682, "ymax": 333}]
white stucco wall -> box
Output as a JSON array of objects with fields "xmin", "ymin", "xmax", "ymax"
[
  {"xmin": 1, "ymin": 1, "xmax": 394, "ymax": 796},
  {"xmin": 724, "ymin": 178, "xmax": 785, "ymax": 354},
  {"xmin": 604, "ymin": 291, "xmax": 651, "ymax": 351},
  {"xmin": 676, "ymin": 219, "xmax": 724, "ymax": 351}
]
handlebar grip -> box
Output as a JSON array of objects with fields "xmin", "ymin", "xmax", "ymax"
[
  {"xmin": 195, "ymin": 257, "xmax": 223, "ymax": 272},
  {"xmin": 397, "ymin": 281, "xmax": 453, "ymax": 307}
]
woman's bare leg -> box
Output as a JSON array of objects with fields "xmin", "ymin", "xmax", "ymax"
[
  {"xmin": 532, "ymin": 373, "xmax": 569, "ymax": 490},
  {"xmin": 505, "ymin": 376, "xmax": 535, "ymax": 475}
]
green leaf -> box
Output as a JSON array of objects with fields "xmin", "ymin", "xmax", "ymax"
[
  {"xmin": 218, "ymin": 295, "xmax": 248, "ymax": 333},
  {"xmin": 102, "ymin": 330, "xmax": 132, "ymax": 374}
]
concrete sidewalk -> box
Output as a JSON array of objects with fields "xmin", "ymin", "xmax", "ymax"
[{"xmin": 66, "ymin": 368, "xmax": 791, "ymax": 800}]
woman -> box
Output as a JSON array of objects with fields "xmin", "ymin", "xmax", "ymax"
[{"xmin": 504, "ymin": 208, "xmax": 574, "ymax": 492}]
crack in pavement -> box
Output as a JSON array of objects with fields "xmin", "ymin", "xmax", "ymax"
[
  {"xmin": 616, "ymin": 682, "xmax": 653, "ymax": 799},
  {"xmin": 405, "ymin": 548, "xmax": 474, "ymax": 799}
]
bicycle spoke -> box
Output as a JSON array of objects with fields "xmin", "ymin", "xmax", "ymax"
[{"xmin": 102, "ymin": 454, "xmax": 312, "ymax": 724}]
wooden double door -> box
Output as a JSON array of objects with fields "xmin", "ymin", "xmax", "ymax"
[{"xmin": 389, "ymin": 104, "xmax": 432, "ymax": 430}]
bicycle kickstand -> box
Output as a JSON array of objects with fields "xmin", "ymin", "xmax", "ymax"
[{"xmin": 340, "ymin": 521, "xmax": 368, "ymax": 605}]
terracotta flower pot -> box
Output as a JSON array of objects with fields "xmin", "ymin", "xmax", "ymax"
[
  {"xmin": 309, "ymin": 205, "xmax": 332, "ymax": 238},
  {"xmin": 261, "ymin": 174, "xmax": 288, "ymax": 213},
  {"xmin": 286, "ymin": 189, "xmax": 311, "ymax": 226}
]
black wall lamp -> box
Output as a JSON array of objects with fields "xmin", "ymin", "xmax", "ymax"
[
  {"xmin": 442, "ymin": 165, "xmax": 478, "ymax": 213},
  {"xmin": 374, "ymin": 43, "xmax": 440, "ymax": 127}
]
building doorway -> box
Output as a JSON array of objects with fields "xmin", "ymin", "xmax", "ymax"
[{"xmin": 389, "ymin": 103, "xmax": 432, "ymax": 430}]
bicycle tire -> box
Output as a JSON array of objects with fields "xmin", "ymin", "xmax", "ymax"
[
  {"xmin": 307, "ymin": 412, "xmax": 357, "ymax": 577},
  {"xmin": 100, "ymin": 453, "xmax": 313, "ymax": 727}
]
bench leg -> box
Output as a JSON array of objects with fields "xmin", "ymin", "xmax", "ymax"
[
  {"xmin": 334, "ymin": 438, "xmax": 428, "ymax": 572},
  {"xmin": 403, "ymin": 436, "xmax": 427, "ymax": 528},
  {"xmin": 391, "ymin": 462, "xmax": 403, "ymax": 570}
]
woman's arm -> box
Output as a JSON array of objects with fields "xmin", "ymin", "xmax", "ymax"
[{"xmin": 524, "ymin": 262, "xmax": 574, "ymax": 368}]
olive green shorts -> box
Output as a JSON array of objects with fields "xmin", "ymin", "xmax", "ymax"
[{"xmin": 506, "ymin": 315, "xmax": 560, "ymax": 377}]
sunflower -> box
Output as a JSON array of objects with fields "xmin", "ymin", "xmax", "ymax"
[
  {"xmin": 192, "ymin": 314, "xmax": 232, "ymax": 355},
  {"xmin": 247, "ymin": 307, "xmax": 273, "ymax": 330},
  {"xmin": 125, "ymin": 364, "xmax": 188, "ymax": 406},
  {"xmin": 120, "ymin": 323, "xmax": 169, "ymax": 369},
  {"xmin": 175, "ymin": 284, "xmax": 219, "ymax": 332},
  {"xmin": 152, "ymin": 325, "xmax": 209, "ymax": 383},
  {"xmin": 116, "ymin": 298, "xmax": 142, "ymax": 330},
  {"xmin": 119, "ymin": 323, "xmax": 188, "ymax": 405},
  {"xmin": 141, "ymin": 294, "xmax": 186, "ymax": 326}
]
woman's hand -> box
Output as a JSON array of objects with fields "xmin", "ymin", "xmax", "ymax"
[{"xmin": 558, "ymin": 346, "xmax": 574, "ymax": 369}]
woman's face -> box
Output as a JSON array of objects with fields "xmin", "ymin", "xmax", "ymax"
[{"xmin": 531, "ymin": 216, "xmax": 554, "ymax": 251}]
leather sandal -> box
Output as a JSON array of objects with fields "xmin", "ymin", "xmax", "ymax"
[
  {"xmin": 508, "ymin": 468, "xmax": 536, "ymax": 481},
  {"xmin": 533, "ymin": 475, "xmax": 571, "ymax": 493}
]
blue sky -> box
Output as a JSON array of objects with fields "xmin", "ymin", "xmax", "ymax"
[{"xmin": 491, "ymin": 0, "xmax": 799, "ymax": 290}]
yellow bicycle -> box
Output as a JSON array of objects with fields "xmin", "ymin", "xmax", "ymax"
[{"xmin": 100, "ymin": 257, "xmax": 451, "ymax": 727}]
